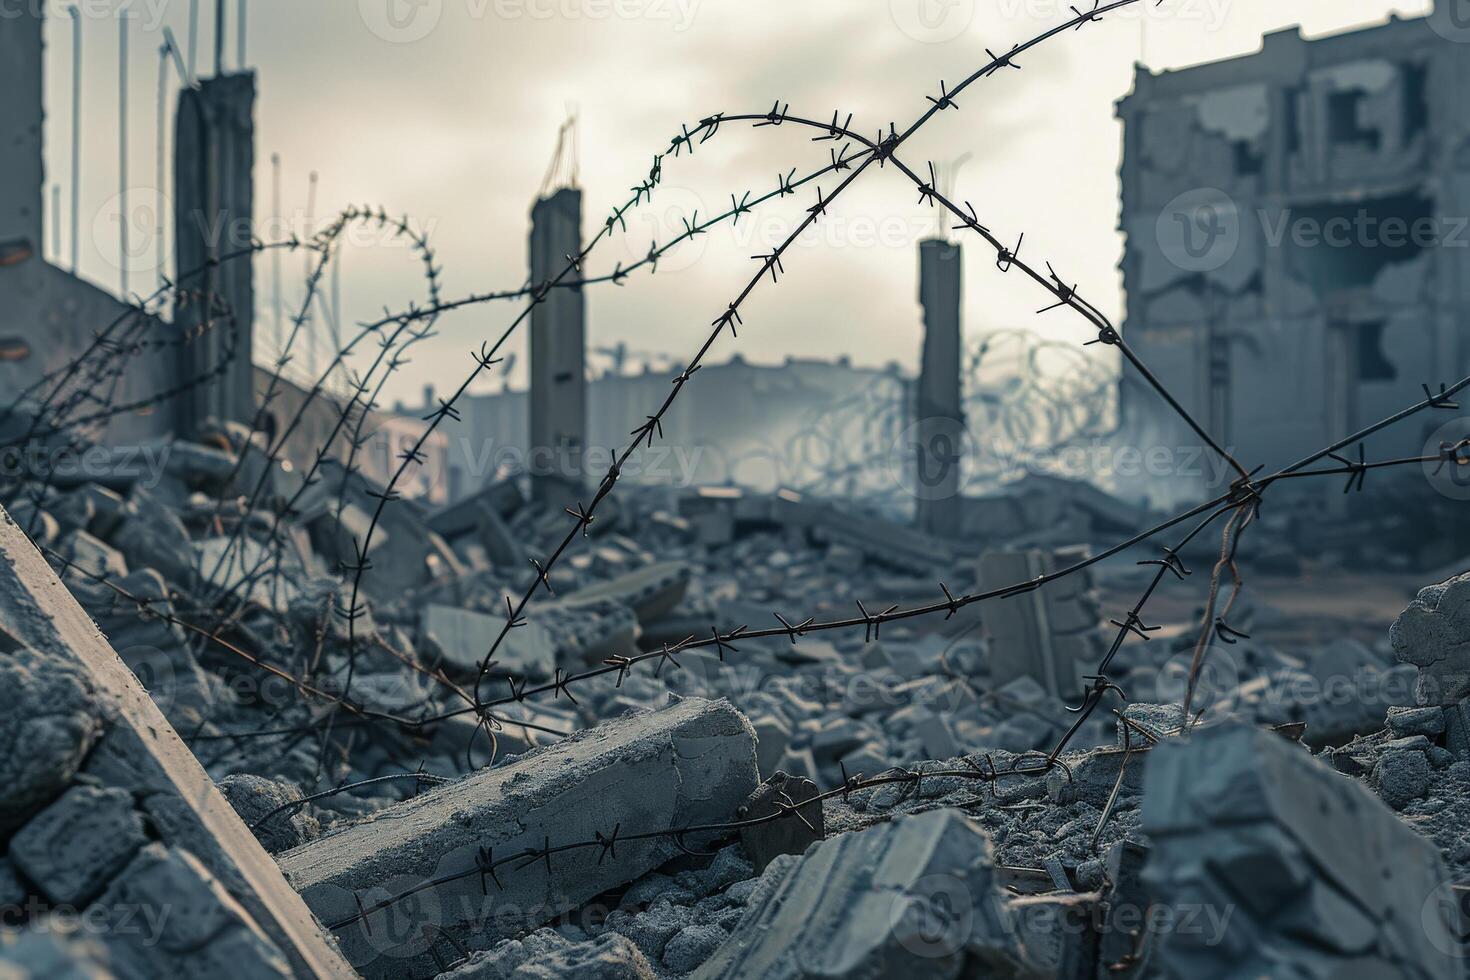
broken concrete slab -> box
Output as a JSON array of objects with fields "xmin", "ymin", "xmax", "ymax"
[
  {"xmin": 692, "ymin": 808, "xmax": 1030, "ymax": 979},
  {"xmin": 0, "ymin": 505, "xmax": 354, "ymax": 978},
  {"xmin": 420, "ymin": 603, "xmax": 556, "ymax": 679},
  {"xmin": 1142, "ymin": 722, "xmax": 1460, "ymax": 979},
  {"xmin": 565, "ymin": 561, "xmax": 691, "ymax": 624},
  {"xmin": 279, "ymin": 698, "xmax": 758, "ymax": 979}
]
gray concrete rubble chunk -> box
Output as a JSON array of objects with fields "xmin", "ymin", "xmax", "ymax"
[
  {"xmin": 0, "ymin": 929, "xmax": 110, "ymax": 980},
  {"xmin": 1391, "ymin": 571, "xmax": 1470, "ymax": 704},
  {"xmin": 565, "ymin": 561, "xmax": 691, "ymax": 624},
  {"xmin": 1142, "ymin": 723, "xmax": 1460, "ymax": 979},
  {"xmin": 692, "ymin": 808, "xmax": 1032, "ymax": 980},
  {"xmin": 96, "ymin": 843, "xmax": 293, "ymax": 980},
  {"xmin": 0, "ymin": 505, "xmax": 355, "ymax": 979},
  {"xmin": 440, "ymin": 930, "xmax": 655, "ymax": 980},
  {"xmin": 0, "ymin": 640, "xmax": 102, "ymax": 834},
  {"xmin": 421, "ymin": 603, "xmax": 556, "ymax": 679},
  {"xmin": 10, "ymin": 785, "xmax": 147, "ymax": 907},
  {"xmin": 738, "ymin": 773, "xmax": 824, "ymax": 872},
  {"xmin": 279, "ymin": 698, "xmax": 758, "ymax": 979},
  {"xmin": 110, "ymin": 486, "xmax": 195, "ymax": 586}
]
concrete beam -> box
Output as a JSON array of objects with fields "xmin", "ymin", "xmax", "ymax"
[
  {"xmin": 0, "ymin": 506, "xmax": 353, "ymax": 979},
  {"xmin": 280, "ymin": 697, "xmax": 758, "ymax": 979}
]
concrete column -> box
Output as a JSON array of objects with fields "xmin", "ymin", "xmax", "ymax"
[
  {"xmin": 174, "ymin": 73, "xmax": 256, "ymax": 433},
  {"xmin": 528, "ymin": 187, "xmax": 586, "ymax": 502},
  {"xmin": 915, "ymin": 238, "xmax": 964, "ymax": 534},
  {"xmin": 0, "ymin": 6, "xmax": 43, "ymax": 261}
]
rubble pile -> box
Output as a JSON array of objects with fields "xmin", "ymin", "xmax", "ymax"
[{"xmin": 1, "ymin": 426, "xmax": 1468, "ymax": 978}]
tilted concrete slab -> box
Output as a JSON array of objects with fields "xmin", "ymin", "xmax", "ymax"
[
  {"xmin": 280, "ymin": 697, "xmax": 758, "ymax": 979},
  {"xmin": 0, "ymin": 506, "xmax": 353, "ymax": 979},
  {"xmin": 692, "ymin": 808, "xmax": 1031, "ymax": 979}
]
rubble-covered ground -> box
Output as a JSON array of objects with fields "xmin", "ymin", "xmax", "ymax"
[{"xmin": 3, "ymin": 422, "xmax": 1469, "ymax": 978}]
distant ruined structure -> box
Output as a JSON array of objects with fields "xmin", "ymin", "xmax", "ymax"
[{"xmin": 1118, "ymin": 5, "xmax": 1470, "ymax": 508}]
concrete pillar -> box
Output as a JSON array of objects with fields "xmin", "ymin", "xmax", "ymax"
[
  {"xmin": 528, "ymin": 187, "xmax": 586, "ymax": 503},
  {"xmin": 915, "ymin": 238, "xmax": 964, "ymax": 534},
  {"xmin": 174, "ymin": 73, "xmax": 256, "ymax": 433},
  {"xmin": 0, "ymin": 6, "xmax": 43, "ymax": 261}
]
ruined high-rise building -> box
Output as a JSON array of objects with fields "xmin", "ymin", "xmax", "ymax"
[{"xmin": 1117, "ymin": 5, "xmax": 1469, "ymax": 508}]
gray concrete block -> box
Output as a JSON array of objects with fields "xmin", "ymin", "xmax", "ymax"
[
  {"xmin": 1391, "ymin": 572, "xmax": 1470, "ymax": 704},
  {"xmin": 279, "ymin": 698, "xmax": 757, "ymax": 979},
  {"xmin": 1142, "ymin": 723, "xmax": 1460, "ymax": 979},
  {"xmin": 421, "ymin": 604, "xmax": 556, "ymax": 679},
  {"xmin": 564, "ymin": 561, "xmax": 691, "ymax": 624},
  {"xmin": 0, "ymin": 641, "xmax": 102, "ymax": 834},
  {"xmin": 95, "ymin": 844, "xmax": 293, "ymax": 980},
  {"xmin": 692, "ymin": 808, "xmax": 1029, "ymax": 979},
  {"xmin": 10, "ymin": 785, "xmax": 147, "ymax": 906},
  {"xmin": 738, "ymin": 774, "xmax": 823, "ymax": 872},
  {"xmin": 751, "ymin": 713, "xmax": 792, "ymax": 780}
]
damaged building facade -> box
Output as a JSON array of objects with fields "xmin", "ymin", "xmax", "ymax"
[{"xmin": 1118, "ymin": 6, "xmax": 1470, "ymax": 511}]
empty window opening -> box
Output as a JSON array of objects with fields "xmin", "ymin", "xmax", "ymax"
[
  {"xmin": 1356, "ymin": 322, "xmax": 1397, "ymax": 382},
  {"xmin": 1327, "ymin": 90, "xmax": 1381, "ymax": 150}
]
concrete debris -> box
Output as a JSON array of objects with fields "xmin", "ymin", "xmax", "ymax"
[
  {"xmin": 692, "ymin": 808, "xmax": 1030, "ymax": 979},
  {"xmin": 0, "ymin": 505, "xmax": 354, "ymax": 978},
  {"xmin": 10, "ymin": 785, "xmax": 148, "ymax": 907},
  {"xmin": 0, "ymin": 642, "xmax": 102, "ymax": 834},
  {"xmin": 420, "ymin": 603, "xmax": 556, "ymax": 679},
  {"xmin": 1391, "ymin": 570, "xmax": 1470, "ymax": 704},
  {"xmin": 737, "ymin": 773, "xmax": 824, "ymax": 872},
  {"xmin": 1143, "ymin": 723, "xmax": 1460, "ymax": 979},
  {"xmin": 439, "ymin": 931, "xmax": 655, "ymax": 980},
  {"xmin": 978, "ymin": 547, "xmax": 1102, "ymax": 700},
  {"xmin": 279, "ymin": 698, "xmax": 757, "ymax": 978}
]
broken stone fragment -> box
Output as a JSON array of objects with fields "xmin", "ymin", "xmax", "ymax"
[
  {"xmin": 218, "ymin": 774, "xmax": 320, "ymax": 854},
  {"xmin": 279, "ymin": 698, "xmax": 757, "ymax": 979},
  {"xmin": 0, "ymin": 929, "xmax": 111, "ymax": 980},
  {"xmin": 439, "ymin": 929, "xmax": 655, "ymax": 980},
  {"xmin": 0, "ymin": 642, "xmax": 103, "ymax": 834},
  {"xmin": 1387, "ymin": 705, "xmax": 1445, "ymax": 738},
  {"xmin": 564, "ymin": 561, "xmax": 691, "ymax": 624},
  {"xmin": 1373, "ymin": 749, "xmax": 1431, "ymax": 811},
  {"xmin": 738, "ymin": 773, "xmax": 824, "ymax": 872},
  {"xmin": 110, "ymin": 485, "xmax": 195, "ymax": 587},
  {"xmin": 9, "ymin": 785, "xmax": 148, "ymax": 907},
  {"xmin": 95, "ymin": 843, "xmax": 294, "ymax": 979},
  {"xmin": 421, "ymin": 603, "xmax": 556, "ymax": 679},
  {"xmin": 1391, "ymin": 571, "xmax": 1470, "ymax": 704},
  {"xmin": 692, "ymin": 808, "xmax": 1031, "ymax": 979},
  {"xmin": 1142, "ymin": 722, "xmax": 1460, "ymax": 978}
]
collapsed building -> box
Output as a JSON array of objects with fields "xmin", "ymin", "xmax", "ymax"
[
  {"xmin": 7, "ymin": 3, "xmax": 1470, "ymax": 980},
  {"xmin": 1117, "ymin": 4, "xmax": 1470, "ymax": 561}
]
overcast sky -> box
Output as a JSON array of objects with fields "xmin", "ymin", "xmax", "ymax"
[{"xmin": 41, "ymin": 0, "xmax": 1433, "ymax": 406}]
